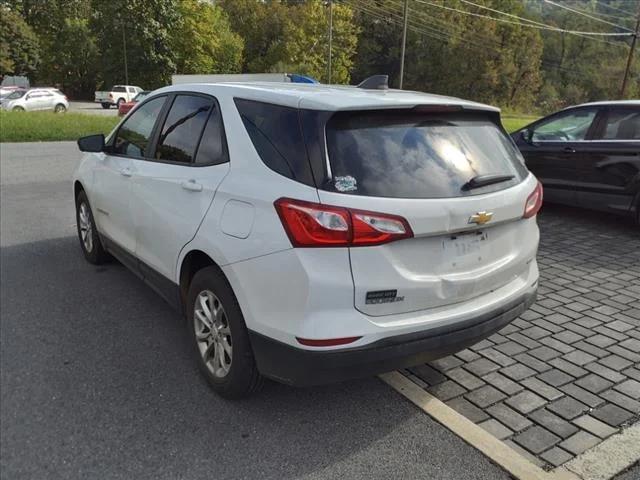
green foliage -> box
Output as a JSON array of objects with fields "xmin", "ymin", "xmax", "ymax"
[
  {"xmin": 91, "ymin": 0, "xmax": 179, "ymax": 89},
  {"xmin": 218, "ymin": 0, "xmax": 359, "ymax": 83},
  {"xmin": 171, "ymin": 0, "xmax": 243, "ymax": 75},
  {"xmin": 0, "ymin": 110, "xmax": 118, "ymax": 142},
  {"xmin": 41, "ymin": 18, "xmax": 99, "ymax": 98},
  {"xmin": 0, "ymin": 6, "xmax": 40, "ymax": 78},
  {"xmin": 3, "ymin": 0, "xmax": 637, "ymax": 111}
]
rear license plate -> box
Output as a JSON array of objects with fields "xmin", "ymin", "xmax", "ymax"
[{"xmin": 442, "ymin": 231, "xmax": 488, "ymax": 257}]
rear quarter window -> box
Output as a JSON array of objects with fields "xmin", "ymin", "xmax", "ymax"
[{"xmin": 325, "ymin": 111, "xmax": 528, "ymax": 198}]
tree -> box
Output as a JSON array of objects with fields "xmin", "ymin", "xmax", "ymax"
[
  {"xmin": 218, "ymin": 0, "xmax": 291, "ymax": 73},
  {"xmin": 171, "ymin": 0, "xmax": 243, "ymax": 75},
  {"xmin": 351, "ymin": 0, "xmax": 543, "ymax": 109},
  {"xmin": 91, "ymin": 0, "xmax": 179, "ymax": 89},
  {"xmin": 283, "ymin": 1, "xmax": 359, "ymax": 83},
  {"xmin": 219, "ymin": 0, "xmax": 359, "ymax": 83},
  {"xmin": 0, "ymin": 6, "xmax": 40, "ymax": 79}
]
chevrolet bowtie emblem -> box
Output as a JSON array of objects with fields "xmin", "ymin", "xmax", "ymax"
[{"xmin": 469, "ymin": 211, "xmax": 493, "ymax": 225}]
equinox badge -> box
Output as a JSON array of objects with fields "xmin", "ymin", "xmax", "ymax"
[{"xmin": 468, "ymin": 211, "xmax": 493, "ymax": 225}]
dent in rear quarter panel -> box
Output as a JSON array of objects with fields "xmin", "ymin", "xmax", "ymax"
[{"xmin": 222, "ymin": 248, "xmax": 355, "ymax": 345}]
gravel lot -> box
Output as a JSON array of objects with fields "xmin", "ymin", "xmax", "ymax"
[{"xmin": 0, "ymin": 142, "xmax": 508, "ymax": 480}]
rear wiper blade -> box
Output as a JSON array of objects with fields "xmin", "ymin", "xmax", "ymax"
[{"xmin": 461, "ymin": 174, "xmax": 515, "ymax": 191}]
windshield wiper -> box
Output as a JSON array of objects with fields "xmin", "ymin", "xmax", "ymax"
[{"xmin": 461, "ymin": 173, "xmax": 515, "ymax": 191}]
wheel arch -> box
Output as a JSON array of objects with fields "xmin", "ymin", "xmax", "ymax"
[
  {"xmin": 74, "ymin": 180, "xmax": 85, "ymax": 203},
  {"xmin": 179, "ymin": 250, "xmax": 230, "ymax": 314}
]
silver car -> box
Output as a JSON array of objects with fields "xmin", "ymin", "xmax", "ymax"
[{"xmin": 1, "ymin": 88, "xmax": 68, "ymax": 112}]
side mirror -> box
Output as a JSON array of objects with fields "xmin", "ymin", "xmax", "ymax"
[
  {"xmin": 78, "ymin": 134, "xmax": 105, "ymax": 153},
  {"xmin": 521, "ymin": 128, "xmax": 534, "ymax": 144}
]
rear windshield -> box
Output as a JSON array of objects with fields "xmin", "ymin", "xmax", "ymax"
[
  {"xmin": 112, "ymin": 86, "xmax": 126, "ymax": 92},
  {"xmin": 326, "ymin": 111, "xmax": 527, "ymax": 198}
]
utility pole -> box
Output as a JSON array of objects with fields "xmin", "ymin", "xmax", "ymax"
[
  {"xmin": 399, "ymin": 0, "xmax": 409, "ymax": 89},
  {"xmin": 328, "ymin": 0, "xmax": 333, "ymax": 84},
  {"xmin": 620, "ymin": 2, "xmax": 640, "ymax": 98},
  {"xmin": 122, "ymin": 21, "xmax": 129, "ymax": 85}
]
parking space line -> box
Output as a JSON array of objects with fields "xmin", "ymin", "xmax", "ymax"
[
  {"xmin": 558, "ymin": 423, "xmax": 640, "ymax": 480},
  {"xmin": 380, "ymin": 371, "xmax": 567, "ymax": 480}
]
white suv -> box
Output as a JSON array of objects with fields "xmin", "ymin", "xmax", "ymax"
[{"xmin": 74, "ymin": 80, "xmax": 541, "ymax": 398}]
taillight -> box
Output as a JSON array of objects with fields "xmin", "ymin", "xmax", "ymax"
[
  {"xmin": 523, "ymin": 182, "xmax": 543, "ymax": 218},
  {"xmin": 274, "ymin": 198, "xmax": 413, "ymax": 247}
]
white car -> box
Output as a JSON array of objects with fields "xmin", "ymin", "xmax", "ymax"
[
  {"xmin": 95, "ymin": 85, "xmax": 144, "ymax": 109},
  {"xmin": 73, "ymin": 79, "xmax": 541, "ymax": 398},
  {"xmin": 1, "ymin": 88, "xmax": 68, "ymax": 112}
]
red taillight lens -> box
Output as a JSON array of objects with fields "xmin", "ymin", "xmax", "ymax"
[
  {"xmin": 351, "ymin": 210, "xmax": 413, "ymax": 246},
  {"xmin": 274, "ymin": 198, "xmax": 413, "ymax": 247},
  {"xmin": 275, "ymin": 198, "xmax": 351, "ymax": 247},
  {"xmin": 523, "ymin": 182, "xmax": 543, "ymax": 218}
]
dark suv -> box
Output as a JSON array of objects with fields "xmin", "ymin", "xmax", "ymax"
[{"xmin": 512, "ymin": 101, "xmax": 640, "ymax": 224}]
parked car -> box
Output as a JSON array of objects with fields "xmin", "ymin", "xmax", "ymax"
[
  {"xmin": 0, "ymin": 86, "xmax": 25, "ymax": 100},
  {"xmin": 95, "ymin": 85, "xmax": 144, "ymax": 109},
  {"xmin": 0, "ymin": 88, "xmax": 68, "ymax": 112},
  {"xmin": 512, "ymin": 101, "xmax": 640, "ymax": 224},
  {"xmin": 74, "ymin": 79, "xmax": 541, "ymax": 398},
  {"xmin": 118, "ymin": 90, "xmax": 150, "ymax": 116}
]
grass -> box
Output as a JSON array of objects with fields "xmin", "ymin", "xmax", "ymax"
[
  {"xmin": 0, "ymin": 110, "xmax": 539, "ymax": 143},
  {"xmin": 0, "ymin": 110, "xmax": 119, "ymax": 143},
  {"xmin": 501, "ymin": 114, "xmax": 539, "ymax": 133}
]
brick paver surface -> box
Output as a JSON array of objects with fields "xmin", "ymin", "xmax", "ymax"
[{"xmin": 401, "ymin": 205, "xmax": 640, "ymax": 469}]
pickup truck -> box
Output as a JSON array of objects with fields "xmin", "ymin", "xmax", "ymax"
[{"xmin": 94, "ymin": 85, "xmax": 143, "ymax": 109}]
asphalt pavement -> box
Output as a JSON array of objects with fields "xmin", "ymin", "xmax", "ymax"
[
  {"xmin": 69, "ymin": 101, "xmax": 119, "ymax": 116},
  {"xmin": 0, "ymin": 142, "xmax": 509, "ymax": 480}
]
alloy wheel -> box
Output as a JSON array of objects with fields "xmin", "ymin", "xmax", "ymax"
[
  {"xmin": 78, "ymin": 202, "xmax": 93, "ymax": 253},
  {"xmin": 194, "ymin": 290, "xmax": 233, "ymax": 378}
]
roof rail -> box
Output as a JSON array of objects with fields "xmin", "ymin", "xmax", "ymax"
[{"xmin": 357, "ymin": 75, "xmax": 389, "ymax": 90}]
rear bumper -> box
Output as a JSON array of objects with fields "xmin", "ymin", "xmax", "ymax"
[{"xmin": 249, "ymin": 287, "xmax": 537, "ymax": 387}]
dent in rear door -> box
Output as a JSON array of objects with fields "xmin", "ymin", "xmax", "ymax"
[{"xmin": 131, "ymin": 93, "xmax": 230, "ymax": 280}]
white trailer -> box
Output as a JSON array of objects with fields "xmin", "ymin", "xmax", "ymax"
[{"xmin": 171, "ymin": 73, "xmax": 317, "ymax": 85}]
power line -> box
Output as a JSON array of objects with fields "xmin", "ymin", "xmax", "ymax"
[
  {"xmin": 345, "ymin": 0, "xmax": 588, "ymax": 78},
  {"xmin": 387, "ymin": 0, "xmax": 626, "ymax": 49},
  {"xmin": 556, "ymin": 1, "xmax": 637, "ymax": 24},
  {"xmin": 596, "ymin": 0, "xmax": 638, "ymax": 17},
  {"xmin": 543, "ymin": 0, "xmax": 634, "ymax": 32},
  {"xmin": 413, "ymin": 0, "xmax": 635, "ymax": 36}
]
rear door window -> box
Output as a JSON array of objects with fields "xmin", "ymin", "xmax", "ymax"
[
  {"xmin": 598, "ymin": 108, "xmax": 640, "ymax": 140},
  {"xmin": 325, "ymin": 111, "xmax": 527, "ymax": 198},
  {"xmin": 155, "ymin": 94, "xmax": 213, "ymax": 164},
  {"xmin": 194, "ymin": 102, "xmax": 227, "ymax": 165}
]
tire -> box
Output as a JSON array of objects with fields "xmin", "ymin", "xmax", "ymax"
[
  {"xmin": 54, "ymin": 103, "xmax": 67, "ymax": 113},
  {"xmin": 101, "ymin": 102, "xmax": 111, "ymax": 109},
  {"xmin": 76, "ymin": 191, "xmax": 109, "ymax": 264},
  {"xmin": 12, "ymin": 106, "xmax": 24, "ymax": 112},
  {"xmin": 116, "ymin": 98, "xmax": 125, "ymax": 108},
  {"xmin": 187, "ymin": 266, "xmax": 263, "ymax": 399}
]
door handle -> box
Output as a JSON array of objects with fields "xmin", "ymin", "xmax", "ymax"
[
  {"xmin": 119, "ymin": 167, "xmax": 132, "ymax": 177},
  {"xmin": 563, "ymin": 147, "xmax": 576, "ymax": 153},
  {"xmin": 181, "ymin": 179, "xmax": 203, "ymax": 192}
]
